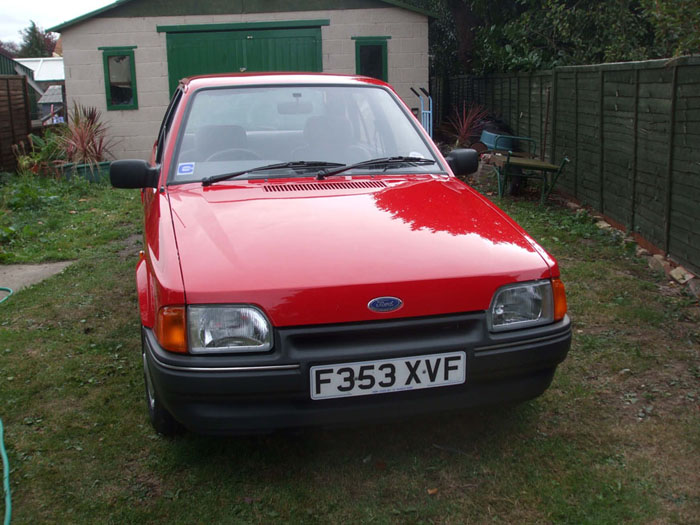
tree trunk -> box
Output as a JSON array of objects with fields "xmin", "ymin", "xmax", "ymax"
[{"xmin": 445, "ymin": 0, "xmax": 481, "ymax": 71}]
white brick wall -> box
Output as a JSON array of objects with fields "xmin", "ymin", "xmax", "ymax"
[{"xmin": 61, "ymin": 7, "xmax": 429, "ymax": 159}]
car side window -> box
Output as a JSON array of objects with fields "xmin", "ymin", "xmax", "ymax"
[{"xmin": 155, "ymin": 89, "xmax": 183, "ymax": 164}]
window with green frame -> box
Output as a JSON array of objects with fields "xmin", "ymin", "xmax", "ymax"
[
  {"xmin": 99, "ymin": 46, "xmax": 138, "ymax": 110},
  {"xmin": 353, "ymin": 36, "xmax": 390, "ymax": 82}
]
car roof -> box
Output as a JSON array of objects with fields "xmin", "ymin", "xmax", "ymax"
[{"xmin": 180, "ymin": 72, "xmax": 390, "ymax": 91}]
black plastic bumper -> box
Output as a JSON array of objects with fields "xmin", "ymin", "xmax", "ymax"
[{"xmin": 143, "ymin": 312, "xmax": 571, "ymax": 434}]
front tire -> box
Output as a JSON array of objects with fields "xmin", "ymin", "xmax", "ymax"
[{"xmin": 142, "ymin": 333, "xmax": 183, "ymax": 436}]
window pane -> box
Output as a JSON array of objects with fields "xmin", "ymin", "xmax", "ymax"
[
  {"xmin": 359, "ymin": 45, "xmax": 384, "ymax": 81},
  {"xmin": 108, "ymin": 55, "xmax": 133, "ymax": 106},
  {"xmin": 173, "ymin": 85, "xmax": 436, "ymax": 182}
]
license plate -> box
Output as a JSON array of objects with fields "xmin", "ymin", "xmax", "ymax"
[{"xmin": 310, "ymin": 351, "xmax": 466, "ymax": 400}]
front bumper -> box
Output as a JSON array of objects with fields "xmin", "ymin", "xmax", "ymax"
[{"xmin": 143, "ymin": 312, "xmax": 571, "ymax": 434}]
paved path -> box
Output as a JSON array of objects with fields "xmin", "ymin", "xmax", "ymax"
[{"xmin": 0, "ymin": 261, "xmax": 73, "ymax": 296}]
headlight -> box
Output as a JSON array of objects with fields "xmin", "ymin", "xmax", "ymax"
[
  {"xmin": 488, "ymin": 280, "xmax": 554, "ymax": 332},
  {"xmin": 188, "ymin": 305, "xmax": 273, "ymax": 354}
]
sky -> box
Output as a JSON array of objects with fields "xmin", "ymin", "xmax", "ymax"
[{"xmin": 1, "ymin": 0, "xmax": 114, "ymax": 44}]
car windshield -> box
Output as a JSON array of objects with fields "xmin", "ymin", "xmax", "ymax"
[{"xmin": 170, "ymin": 84, "xmax": 441, "ymax": 183}]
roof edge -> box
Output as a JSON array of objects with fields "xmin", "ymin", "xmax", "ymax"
[
  {"xmin": 48, "ymin": 0, "xmax": 134, "ymax": 32},
  {"xmin": 379, "ymin": 0, "xmax": 437, "ymax": 18},
  {"xmin": 48, "ymin": 0, "xmax": 435, "ymax": 33}
]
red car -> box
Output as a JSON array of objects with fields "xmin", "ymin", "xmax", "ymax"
[{"xmin": 111, "ymin": 73, "xmax": 571, "ymax": 435}]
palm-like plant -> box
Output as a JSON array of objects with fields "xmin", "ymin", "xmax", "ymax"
[
  {"xmin": 60, "ymin": 103, "xmax": 115, "ymax": 167},
  {"xmin": 447, "ymin": 102, "xmax": 489, "ymax": 147}
]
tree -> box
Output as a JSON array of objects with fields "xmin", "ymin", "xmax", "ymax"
[
  {"xmin": 0, "ymin": 40, "xmax": 20, "ymax": 58},
  {"xmin": 414, "ymin": 0, "xmax": 698, "ymax": 74},
  {"xmin": 642, "ymin": 0, "xmax": 700, "ymax": 57},
  {"xmin": 471, "ymin": 0, "xmax": 655, "ymax": 73},
  {"xmin": 17, "ymin": 20, "xmax": 57, "ymax": 58}
]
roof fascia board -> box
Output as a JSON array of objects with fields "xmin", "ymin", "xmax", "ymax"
[
  {"xmin": 378, "ymin": 0, "xmax": 437, "ymax": 18},
  {"xmin": 48, "ymin": 0, "xmax": 435, "ymax": 33},
  {"xmin": 48, "ymin": 0, "xmax": 134, "ymax": 32}
]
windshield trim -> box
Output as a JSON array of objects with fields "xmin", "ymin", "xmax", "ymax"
[{"xmin": 166, "ymin": 82, "xmax": 446, "ymax": 186}]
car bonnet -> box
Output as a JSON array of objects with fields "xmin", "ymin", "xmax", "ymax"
[{"xmin": 167, "ymin": 176, "xmax": 553, "ymax": 327}]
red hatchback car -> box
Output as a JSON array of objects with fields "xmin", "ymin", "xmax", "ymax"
[{"xmin": 111, "ymin": 73, "xmax": 571, "ymax": 435}]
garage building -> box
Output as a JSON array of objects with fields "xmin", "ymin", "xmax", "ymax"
[{"xmin": 50, "ymin": 0, "xmax": 433, "ymax": 159}]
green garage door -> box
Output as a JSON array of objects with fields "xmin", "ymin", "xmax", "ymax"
[{"xmin": 165, "ymin": 27, "xmax": 322, "ymax": 95}]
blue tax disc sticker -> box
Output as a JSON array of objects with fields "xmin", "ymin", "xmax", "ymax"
[{"xmin": 177, "ymin": 162, "xmax": 195, "ymax": 176}]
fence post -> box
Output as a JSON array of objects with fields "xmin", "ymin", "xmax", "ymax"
[
  {"xmin": 664, "ymin": 64, "xmax": 679, "ymax": 255},
  {"xmin": 539, "ymin": 75, "xmax": 543, "ymax": 154},
  {"xmin": 574, "ymin": 70, "xmax": 579, "ymax": 199},
  {"xmin": 516, "ymin": 75, "xmax": 520, "ymax": 135},
  {"xmin": 510, "ymin": 76, "xmax": 514, "ymax": 125},
  {"xmin": 528, "ymin": 73, "xmax": 532, "ymax": 138},
  {"xmin": 22, "ymin": 76, "xmax": 30, "ymax": 134},
  {"xmin": 441, "ymin": 73, "xmax": 449, "ymax": 125},
  {"xmin": 630, "ymin": 69, "xmax": 639, "ymax": 232},
  {"xmin": 551, "ymin": 69, "xmax": 558, "ymax": 164},
  {"xmin": 5, "ymin": 79, "xmax": 16, "ymax": 142},
  {"xmin": 599, "ymin": 69, "xmax": 605, "ymax": 213}
]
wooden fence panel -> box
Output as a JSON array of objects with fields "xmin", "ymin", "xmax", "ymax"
[
  {"xmin": 0, "ymin": 75, "xmax": 31, "ymax": 173},
  {"xmin": 669, "ymin": 66, "xmax": 700, "ymax": 268},
  {"xmin": 575, "ymin": 71, "xmax": 602, "ymax": 210},
  {"xmin": 602, "ymin": 69, "xmax": 636, "ymax": 227},
  {"xmin": 437, "ymin": 57, "xmax": 700, "ymax": 274},
  {"xmin": 508, "ymin": 77, "xmax": 518, "ymax": 131}
]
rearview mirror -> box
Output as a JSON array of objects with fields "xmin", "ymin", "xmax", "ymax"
[
  {"xmin": 446, "ymin": 149, "xmax": 478, "ymax": 176},
  {"xmin": 110, "ymin": 160, "xmax": 159, "ymax": 188}
]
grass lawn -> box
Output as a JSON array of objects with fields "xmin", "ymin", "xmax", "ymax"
[{"xmin": 0, "ymin": 173, "xmax": 698, "ymax": 524}]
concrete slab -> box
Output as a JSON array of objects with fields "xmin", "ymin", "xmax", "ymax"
[{"xmin": 0, "ymin": 261, "xmax": 74, "ymax": 297}]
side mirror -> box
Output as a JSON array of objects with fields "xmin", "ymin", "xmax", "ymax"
[
  {"xmin": 110, "ymin": 160, "xmax": 159, "ymax": 188},
  {"xmin": 446, "ymin": 149, "xmax": 479, "ymax": 176}
]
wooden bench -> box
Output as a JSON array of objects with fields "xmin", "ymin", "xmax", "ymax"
[{"xmin": 479, "ymin": 131, "xmax": 569, "ymax": 205}]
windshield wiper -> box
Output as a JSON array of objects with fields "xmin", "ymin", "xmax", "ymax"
[
  {"xmin": 201, "ymin": 161, "xmax": 345, "ymax": 186},
  {"xmin": 315, "ymin": 156, "xmax": 436, "ymax": 180}
]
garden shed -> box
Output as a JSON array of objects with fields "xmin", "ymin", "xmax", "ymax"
[{"xmin": 49, "ymin": 0, "xmax": 433, "ymax": 160}]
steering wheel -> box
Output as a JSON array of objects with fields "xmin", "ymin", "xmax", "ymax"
[{"xmin": 205, "ymin": 149, "xmax": 261, "ymax": 162}]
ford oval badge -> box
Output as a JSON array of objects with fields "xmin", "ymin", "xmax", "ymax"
[{"xmin": 368, "ymin": 296, "xmax": 403, "ymax": 313}]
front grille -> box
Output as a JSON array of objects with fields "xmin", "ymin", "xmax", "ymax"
[
  {"xmin": 277, "ymin": 313, "xmax": 483, "ymax": 361},
  {"xmin": 263, "ymin": 180, "xmax": 387, "ymax": 192}
]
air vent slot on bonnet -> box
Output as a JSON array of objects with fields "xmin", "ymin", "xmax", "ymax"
[{"xmin": 263, "ymin": 180, "xmax": 387, "ymax": 192}]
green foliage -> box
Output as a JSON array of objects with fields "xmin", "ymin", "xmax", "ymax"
[
  {"xmin": 641, "ymin": 0, "xmax": 700, "ymax": 56},
  {"xmin": 13, "ymin": 127, "xmax": 67, "ymax": 178},
  {"xmin": 472, "ymin": 0, "xmax": 655, "ymax": 73},
  {"xmin": 447, "ymin": 102, "xmax": 489, "ymax": 146},
  {"xmin": 13, "ymin": 104, "xmax": 115, "ymax": 178},
  {"xmin": 17, "ymin": 20, "xmax": 56, "ymax": 58},
  {"xmin": 425, "ymin": 0, "xmax": 460, "ymax": 74},
  {"xmin": 60, "ymin": 103, "xmax": 115, "ymax": 167},
  {"xmin": 419, "ymin": 0, "xmax": 699, "ymax": 74},
  {"xmin": 0, "ymin": 174, "xmax": 140, "ymax": 263}
]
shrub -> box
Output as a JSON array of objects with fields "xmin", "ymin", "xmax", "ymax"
[
  {"xmin": 12, "ymin": 127, "xmax": 67, "ymax": 177},
  {"xmin": 60, "ymin": 103, "xmax": 115, "ymax": 167},
  {"xmin": 447, "ymin": 102, "xmax": 489, "ymax": 147},
  {"xmin": 13, "ymin": 104, "xmax": 116, "ymax": 178}
]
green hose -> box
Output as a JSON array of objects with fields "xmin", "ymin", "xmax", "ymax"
[
  {"xmin": 1, "ymin": 292, "xmax": 15, "ymax": 524},
  {"xmin": 0, "ymin": 419, "xmax": 10, "ymax": 525},
  {"xmin": 0, "ymin": 288, "xmax": 12, "ymax": 305}
]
